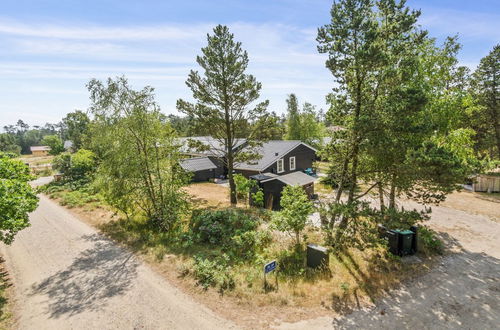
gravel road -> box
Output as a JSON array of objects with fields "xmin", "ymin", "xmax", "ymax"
[
  {"xmin": 279, "ymin": 201, "xmax": 500, "ymax": 329},
  {"xmin": 1, "ymin": 195, "xmax": 237, "ymax": 330}
]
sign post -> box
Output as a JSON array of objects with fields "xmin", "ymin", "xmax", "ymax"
[{"xmin": 263, "ymin": 260, "xmax": 278, "ymax": 291}]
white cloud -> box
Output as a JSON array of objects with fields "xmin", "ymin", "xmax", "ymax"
[
  {"xmin": 0, "ymin": 19, "xmax": 333, "ymax": 127},
  {"xmin": 0, "ymin": 19, "xmax": 212, "ymax": 40}
]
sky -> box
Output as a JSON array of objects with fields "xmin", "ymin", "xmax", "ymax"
[{"xmin": 1, "ymin": 0, "xmax": 499, "ymax": 129}]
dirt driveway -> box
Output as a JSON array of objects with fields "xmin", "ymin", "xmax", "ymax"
[
  {"xmin": 0, "ymin": 195, "xmax": 237, "ymax": 330},
  {"xmin": 278, "ymin": 200, "xmax": 500, "ymax": 329}
]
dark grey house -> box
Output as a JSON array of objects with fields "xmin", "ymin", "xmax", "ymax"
[
  {"xmin": 249, "ymin": 171, "xmax": 316, "ymax": 210},
  {"xmin": 234, "ymin": 140, "xmax": 317, "ymax": 178},
  {"xmin": 178, "ymin": 137, "xmax": 317, "ymax": 183}
]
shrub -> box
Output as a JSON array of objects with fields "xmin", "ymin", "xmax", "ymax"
[
  {"xmin": 190, "ymin": 208, "xmax": 269, "ymax": 260},
  {"xmin": 193, "ymin": 254, "xmax": 235, "ymax": 292},
  {"xmin": 251, "ymin": 188, "xmax": 264, "ymax": 208},
  {"xmin": 233, "ymin": 174, "xmax": 257, "ymax": 204},
  {"xmin": 191, "ymin": 208, "xmax": 259, "ymax": 244},
  {"xmin": 418, "ymin": 226, "xmax": 444, "ymax": 255},
  {"xmin": 53, "ymin": 149, "xmax": 96, "ymax": 184},
  {"xmin": 276, "ymin": 245, "xmax": 306, "ymax": 277}
]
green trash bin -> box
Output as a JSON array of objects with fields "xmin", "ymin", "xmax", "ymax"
[{"xmin": 394, "ymin": 229, "xmax": 414, "ymax": 255}]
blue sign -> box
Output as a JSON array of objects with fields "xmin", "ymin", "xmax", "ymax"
[{"xmin": 264, "ymin": 260, "xmax": 277, "ymax": 274}]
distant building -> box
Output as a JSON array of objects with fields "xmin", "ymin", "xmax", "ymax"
[{"xmin": 30, "ymin": 146, "xmax": 51, "ymax": 156}]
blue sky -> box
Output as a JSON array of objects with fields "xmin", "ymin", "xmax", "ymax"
[{"xmin": 1, "ymin": 0, "xmax": 499, "ymax": 128}]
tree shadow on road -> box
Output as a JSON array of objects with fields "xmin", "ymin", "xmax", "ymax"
[
  {"xmin": 30, "ymin": 233, "xmax": 139, "ymax": 318},
  {"xmin": 331, "ymin": 231, "xmax": 500, "ymax": 329}
]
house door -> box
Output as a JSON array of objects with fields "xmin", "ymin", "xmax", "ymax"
[{"xmin": 266, "ymin": 193, "xmax": 273, "ymax": 210}]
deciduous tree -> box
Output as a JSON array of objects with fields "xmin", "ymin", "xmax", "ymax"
[
  {"xmin": 88, "ymin": 77, "xmax": 189, "ymax": 230},
  {"xmin": 0, "ymin": 152, "xmax": 38, "ymax": 243},
  {"xmin": 272, "ymin": 185, "xmax": 314, "ymax": 245}
]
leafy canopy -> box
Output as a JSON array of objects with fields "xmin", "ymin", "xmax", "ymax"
[
  {"xmin": 0, "ymin": 152, "xmax": 39, "ymax": 244},
  {"xmin": 273, "ymin": 185, "xmax": 314, "ymax": 245}
]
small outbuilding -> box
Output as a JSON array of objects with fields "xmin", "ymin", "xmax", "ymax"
[
  {"xmin": 30, "ymin": 146, "xmax": 51, "ymax": 156},
  {"xmin": 180, "ymin": 157, "xmax": 223, "ymax": 182},
  {"xmin": 250, "ymin": 171, "xmax": 316, "ymax": 210},
  {"xmin": 472, "ymin": 174, "xmax": 500, "ymax": 193}
]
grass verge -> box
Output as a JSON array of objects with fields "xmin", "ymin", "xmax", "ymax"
[
  {"xmin": 0, "ymin": 258, "xmax": 14, "ymax": 330},
  {"xmin": 41, "ymin": 181, "xmax": 439, "ymax": 329}
]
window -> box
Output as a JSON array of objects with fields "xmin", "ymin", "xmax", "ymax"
[
  {"xmin": 277, "ymin": 158, "xmax": 284, "ymax": 173},
  {"xmin": 289, "ymin": 156, "xmax": 296, "ymax": 171}
]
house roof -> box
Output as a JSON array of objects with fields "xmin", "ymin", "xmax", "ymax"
[
  {"xmin": 267, "ymin": 171, "xmax": 316, "ymax": 186},
  {"xmin": 234, "ymin": 140, "xmax": 316, "ymax": 172},
  {"xmin": 30, "ymin": 146, "xmax": 51, "ymax": 152},
  {"xmin": 180, "ymin": 157, "xmax": 217, "ymax": 172},
  {"xmin": 249, "ymin": 172, "xmax": 278, "ymax": 182},
  {"xmin": 178, "ymin": 136, "xmax": 246, "ymax": 157}
]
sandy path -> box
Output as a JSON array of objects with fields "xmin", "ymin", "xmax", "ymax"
[
  {"xmin": 1, "ymin": 195, "xmax": 237, "ymax": 330},
  {"xmin": 279, "ymin": 202, "xmax": 500, "ymax": 329}
]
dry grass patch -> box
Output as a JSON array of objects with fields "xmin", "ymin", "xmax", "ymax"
[{"xmin": 183, "ymin": 182, "xmax": 230, "ymax": 208}]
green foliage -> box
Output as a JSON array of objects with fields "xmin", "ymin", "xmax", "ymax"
[
  {"xmin": 3, "ymin": 120, "xmax": 60, "ymax": 154},
  {"xmin": 318, "ymin": 0, "xmax": 474, "ymax": 233},
  {"xmin": 251, "ymin": 188, "xmax": 264, "ymax": 208},
  {"xmin": 272, "ymin": 185, "xmax": 314, "ymax": 245},
  {"xmin": 418, "ymin": 226, "xmax": 444, "ymax": 255},
  {"xmin": 470, "ymin": 44, "xmax": 500, "ymax": 159},
  {"xmin": 285, "ymin": 94, "xmax": 324, "ymax": 147},
  {"xmin": 177, "ymin": 25, "xmax": 269, "ymax": 205},
  {"xmin": 233, "ymin": 174, "xmax": 257, "ymax": 204},
  {"xmin": 88, "ymin": 77, "xmax": 190, "ymax": 231},
  {"xmin": 41, "ymin": 135, "xmax": 64, "ymax": 155},
  {"xmin": 275, "ymin": 245, "xmax": 306, "ymax": 277},
  {"xmin": 319, "ymin": 201, "xmax": 381, "ymax": 251},
  {"xmin": 375, "ymin": 207, "xmax": 430, "ymax": 230},
  {"xmin": 53, "ymin": 149, "xmax": 96, "ymax": 185},
  {"xmin": 190, "ymin": 208, "xmax": 270, "ymax": 260},
  {"xmin": 0, "ymin": 152, "xmax": 38, "ymax": 244},
  {"xmin": 61, "ymin": 110, "xmax": 90, "ymax": 150},
  {"xmin": 193, "ymin": 254, "xmax": 235, "ymax": 292},
  {"xmin": 0, "ymin": 133, "xmax": 20, "ymax": 154}
]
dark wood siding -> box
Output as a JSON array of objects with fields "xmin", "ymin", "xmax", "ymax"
[
  {"xmin": 191, "ymin": 169, "xmax": 216, "ymax": 182},
  {"xmin": 250, "ymin": 179, "xmax": 315, "ymax": 211},
  {"xmin": 264, "ymin": 144, "xmax": 316, "ymax": 175}
]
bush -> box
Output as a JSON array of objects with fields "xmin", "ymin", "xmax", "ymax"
[
  {"xmin": 193, "ymin": 254, "xmax": 235, "ymax": 292},
  {"xmin": 191, "ymin": 208, "xmax": 259, "ymax": 243},
  {"xmin": 190, "ymin": 208, "xmax": 269, "ymax": 260},
  {"xmin": 418, "ymin": 226, "xmax": 444, "ymax": 255},
  {"xmin": 251, "ymin": 188, "xmax": 264, "ymax": 208},
  {"xmin": 53, "ymin": 149, "xmax": 96, "ymax": 184},
  {"xmin": 276, "ymin": 245, "xmax": 306, "ymax": 277}
]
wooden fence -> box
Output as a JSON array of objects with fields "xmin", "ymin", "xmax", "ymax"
[{"xmin": 472, "ymin": 175, "xmax": 500, "ymax": 193}]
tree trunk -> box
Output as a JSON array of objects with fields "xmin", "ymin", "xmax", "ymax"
[
  {"xmin": 378, "ymin": 182, "xmax": 385, "ymax": 212},
  {"xmin": 388, "ymin": 181, "xmax": 396, "ymax": 210},
  {"xmin": 227, "ymin": 159, "xmax": 237, "ymax": 205}
]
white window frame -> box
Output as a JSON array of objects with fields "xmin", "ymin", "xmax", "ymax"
[
  {"xmin": 277, "ymin": 158, "xmax": 284, "ymax": 173},
  {"xmin": 289, "ymin": 156, "xmax": 296, "ymax": 171}
]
